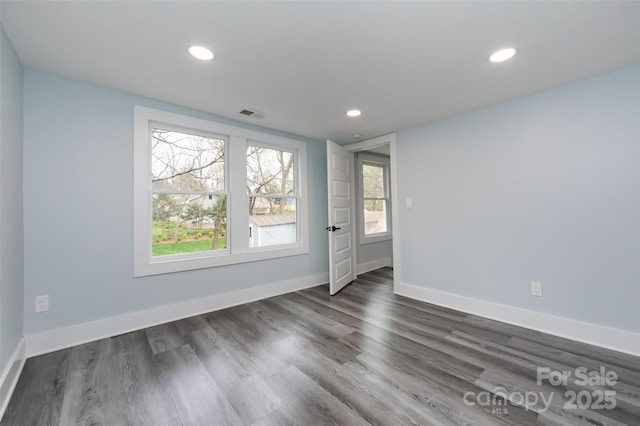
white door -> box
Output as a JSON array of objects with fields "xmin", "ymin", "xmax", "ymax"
[{"xmin": 326, "ymin": 140, "xmax": 357, "ymax": 295}]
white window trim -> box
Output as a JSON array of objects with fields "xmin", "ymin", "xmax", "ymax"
[
  {"xmin": 133, "ymin": 106, "xmax": 309, "ymax": 277},
  {"xmin": 357, "ymin": 152, "xmax": 392, "ymax": 245}
]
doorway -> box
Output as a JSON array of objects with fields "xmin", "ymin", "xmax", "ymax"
[{"xmin": 326, "ymin": 133, "xmax": 397, "ymax": 295}]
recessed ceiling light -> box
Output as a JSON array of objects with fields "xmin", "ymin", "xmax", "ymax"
[
  {"xmin": 188, "ymin": 45, "xmax": 214, "ymax": 61},
  {"xmin": 346, "ymin": 109, "xmax": 362, "ymax": 118},
  {"xmin": 353, "ymin": 134, "xmax": 363, "ymax": 139},
  {"xmin": 489, "ymin": 47, "xmax": 516, "ymax": 63}
]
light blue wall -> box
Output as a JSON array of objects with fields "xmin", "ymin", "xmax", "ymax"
[
  {"xmin": 396, "ymin": 66, "xmax": 640, "ymax": 332},
  {"xmin": 23, "ymin": 70, "xmax": 328, "ymax": 334},
  {"xmin": 0, "ymin": 23, "xmax": 24, "ymax": 371},
  {"xmin": 357, "ymin": 240, "xmax": 392, "ymax": 267}
]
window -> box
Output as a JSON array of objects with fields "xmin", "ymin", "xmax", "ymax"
[
  {"xmin": 134, "ymin": 106, "xmax": 308, "ymax": 277},
  {"xmin": 151, "ymin": 127, "xmax": 227, "ymax": 257},
  {"xmin": 247, "ymin": 144, "xmax": 297, "ymax": 248},
  {"xmin": 358, "ymin": 153, "xmax": 391, "ymax": 244}
]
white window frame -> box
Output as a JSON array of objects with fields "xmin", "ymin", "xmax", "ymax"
[
  {"xmin": 134, "ymin": 106, "xmax": 309, "ymax": 277},
  {"xmin": 357, "ymin": 152, "xmax": 392, "ymax": 244}
]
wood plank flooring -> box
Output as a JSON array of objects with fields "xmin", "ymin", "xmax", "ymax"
[{"xmin": 3, "ymin": 268, "xmax": 639, "ymax": 425}]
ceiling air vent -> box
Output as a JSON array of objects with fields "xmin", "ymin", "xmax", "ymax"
[{"xmin": 239, "ymin": 109, "xmax": 266, "ymax": 119}]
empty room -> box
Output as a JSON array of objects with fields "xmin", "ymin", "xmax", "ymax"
[{"xmin": 1, "ymin": 1, "xmax": 639, "ymax": 425}]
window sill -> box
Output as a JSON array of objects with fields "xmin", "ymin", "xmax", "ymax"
[{"xmin": 134, "ymin": 245, "xmax": 309, "ymax": 277}]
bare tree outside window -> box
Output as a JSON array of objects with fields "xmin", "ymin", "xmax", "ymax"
[
  {"xmin": 247, "ymin": 146, "xmax": 297, "ymax": 247},
  {"xmin": 151, "ymin": 128, "xmax": 227, "ymax": 256}
]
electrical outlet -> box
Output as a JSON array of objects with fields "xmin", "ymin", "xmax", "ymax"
[
  {"xmin": 35, "ymin": 295, "xmax": 49, "ymax": 312},
  {"xmin": 531, "ymin": 282, "xmax": 543, "ymax": 297},
  {"xmin": 406, "ymin": 198, "xmax": 413, "ymax": 209}
]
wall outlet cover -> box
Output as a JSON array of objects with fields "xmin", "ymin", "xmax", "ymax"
[
  {"xmin": 36, "ymin": 295, "xmax": 49, "ymax": 312},
  {"xmin": 531, "ymin": 282, "xmax": 543, "ymax": 297}
]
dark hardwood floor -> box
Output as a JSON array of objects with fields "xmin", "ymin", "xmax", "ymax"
[{"xmin": 3, "ymin": 268, "xmax": 639, "ymax": 425}]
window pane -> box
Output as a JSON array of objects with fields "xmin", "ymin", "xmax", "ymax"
[
  {"xmin": 247, "ymin": 146, "xmax": 294, "ymax": 196},
  {"xmin": 362, "ymin": 164, "xmax": 384, "ymax": 198},
  {"xmin": 152, "ymin": 128, "xmax": 225, "ymax": 192},
  {"xmin": 152, "ymin": 193, "xmax": 227, "ymax": 256},
  {"xmin": 364, "ymin": 199, "xmax": 387, "ymax": 234},
  {"xmin": 249, "ymin": 197, "xmax": 296, "ymax": 247}
]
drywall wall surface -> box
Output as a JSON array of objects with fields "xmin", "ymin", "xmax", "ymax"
[
  {"xmin": 0, "ymin": 23, "xmax": 24, "ymax": 372},
  {"xmin": 396, "ymin": 66, "xmax": 639, "ymax": 332},
  {"xmin": 22, "ymin": 70, "xmax": 328, "ymax": 334}
]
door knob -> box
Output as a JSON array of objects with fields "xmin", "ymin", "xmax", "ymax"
[{"xmin": 325, "ymin": 226, "xmax": 341, "ymax": 232}]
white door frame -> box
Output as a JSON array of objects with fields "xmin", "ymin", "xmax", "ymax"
[{"xmin": 345, "ymin": 133, "xmax": 400, "ymax": 294}]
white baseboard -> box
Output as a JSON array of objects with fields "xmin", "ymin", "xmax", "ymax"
[
  {"xmin": 357, "ymin": 256, "xmax": 393, "ymax": 275},
  {"xmin": 0, "ymin": 338, "xmax": 26, "ymax": 421},
  {"xmin": 26, "ymin": 272, "xmax": 328, "ymax": 357},
  {"xmin": 395, "ymin": 281, "xmax": 640, "ymax": 357}
]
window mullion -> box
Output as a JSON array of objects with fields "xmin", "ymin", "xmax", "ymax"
[{"xmin": 229, "ymin": 135, "xmax": 249, "ymax": 254}]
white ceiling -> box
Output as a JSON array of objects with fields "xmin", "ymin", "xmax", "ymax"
[{"xmin": 2, "ymin": 1, "xmax": 639, "ymax": 144}]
